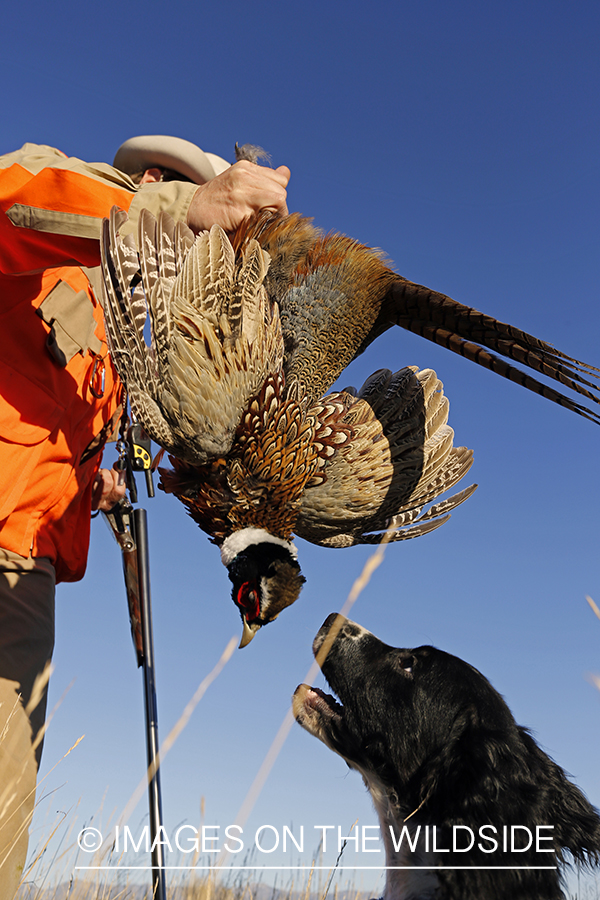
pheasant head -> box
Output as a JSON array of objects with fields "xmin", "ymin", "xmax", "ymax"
[{"xmin": 220, "ymin": 529, "xmax": 305, "ymax": 646}]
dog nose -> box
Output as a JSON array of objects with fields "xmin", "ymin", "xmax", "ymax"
[{"xmin": 322, "ymin": 612, "xmax": 344, "ymax": 630}]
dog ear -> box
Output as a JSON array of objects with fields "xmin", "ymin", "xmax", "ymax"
[
  {"xmin": 517, "ymin": 728, "xmax": 600, "ymax": 865},
  {"xmin": 413, "ymin": 707, "xmax": 600, "ymax": 864},
  {"xmin": 413, "ymin": 704, "xmax": 512, "ymax": 823}
]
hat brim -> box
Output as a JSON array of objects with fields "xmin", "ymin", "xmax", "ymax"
[{"xmin": 113, "ymin": 135, "xmax": 230, "ymax": 184}]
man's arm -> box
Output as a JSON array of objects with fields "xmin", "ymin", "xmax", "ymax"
[{"xmin": 0, "ymin": 145, "xmax": 290, "ymax": 275}]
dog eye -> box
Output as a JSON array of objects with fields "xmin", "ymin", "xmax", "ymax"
[{"xmin": 397, "ymin": 656, "xmax": 415, "ymax": 674}]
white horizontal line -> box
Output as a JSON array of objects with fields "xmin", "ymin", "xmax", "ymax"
[{"xmin": 75, "ymin": 865, "xmax": 558, "ymax": 871}]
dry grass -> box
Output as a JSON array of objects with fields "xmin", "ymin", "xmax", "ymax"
[
  {"xmin": 15, "ymin": 827, "xmax": 376, "ymax": 900},
  {"xmin": 16, "ymin": 880, "xmax": 373, "ymax": 900}
]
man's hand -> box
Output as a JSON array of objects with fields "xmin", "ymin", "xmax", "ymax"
[
  {"xmin": 187, "ymin": 161, "xmax": 290, "ymax": 234},
  {"xmin": 91, "ymin": 464, "xmax": 127, "ymax": 511}
]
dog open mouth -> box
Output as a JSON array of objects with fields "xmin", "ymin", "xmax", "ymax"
[
  {"xmin": 292, "ymin": 612, "xmax": 350, "ymax": 748},
  {"xmin": 292, "ymin": 613, "xmax": 367, "ymax": 759},
  {"xmin": 292, "ymin": 683, "xmax": 343, "ymax": 738}
]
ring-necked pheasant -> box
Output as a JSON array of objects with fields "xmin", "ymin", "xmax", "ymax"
[
  {"xmin": 100, "ymin": 203, "xmax": 599, "ymax": 645},
  {"xmin": 100, "ymin": 208, "xmax": 475, "ymax": 645}
]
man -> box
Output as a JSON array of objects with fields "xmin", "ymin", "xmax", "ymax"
[{"xmin": 0, "ymin": 135, "xmax": 290, "ymax": 897}]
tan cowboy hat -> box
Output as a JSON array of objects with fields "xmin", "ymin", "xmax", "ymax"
[{"xmin": 113, "ymin": 135, "xmax": 230, "ymax": 184}]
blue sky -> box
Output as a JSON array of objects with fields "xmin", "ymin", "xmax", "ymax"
[{"xmin": 3, "ymin": 0, "xmax": 599, "ymax": 893}]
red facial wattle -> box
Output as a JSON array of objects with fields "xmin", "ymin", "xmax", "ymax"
[{"xmin": 236, "ymin": 581, "xmax": 260, "ymax": 622}]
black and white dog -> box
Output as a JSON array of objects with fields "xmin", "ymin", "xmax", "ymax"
[{"xmin": 293, "ymin": 614, "xmax": 600, "ymax": 900}]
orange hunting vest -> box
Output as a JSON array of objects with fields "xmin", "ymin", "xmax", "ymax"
[{"xmin": 0, "ymin": 160, "xmax": 134, "ymax": 582}]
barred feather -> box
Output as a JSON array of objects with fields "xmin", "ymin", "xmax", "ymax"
[
  {"xmin": 103, "ymin": 206, "xmax": 284, "ymax": 466},
  {"xmin": 294, "ymin": 367, "xmax": 475, "ymax": 548}
]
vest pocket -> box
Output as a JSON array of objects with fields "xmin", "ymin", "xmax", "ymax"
[{"xmin": 36, "ymin": 280, "xmax": 103, "ymax": 366}]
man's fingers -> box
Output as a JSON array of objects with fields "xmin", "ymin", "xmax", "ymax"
[
  {"xmin": 274, "ymin": 165, "xmax": 291, "ymax": 186},
  {"xmin": 90, "ymin": 473, "xmax": 106, "ymax": 511},
  {"xmin": 91, "ymin": 467, "xmax": 127, "ymax": 511},
  {"xmin": 251, "ymin": 165, "xmax": 289, "ymax": 215},
  {"xmin": 263, "ymin": 201, "xmax": 289, "ymax": 217},
  {"xmin": 187, "ymin": 160, "xmax": 291, "ymax": 234}
]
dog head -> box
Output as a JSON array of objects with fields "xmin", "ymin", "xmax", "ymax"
[{"xmin": 294, "ymin": 614, "xmax": 519, "ymax": 808}]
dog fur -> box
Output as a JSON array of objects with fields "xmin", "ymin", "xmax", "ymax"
[{"xmin": 293, "ymin": 614, "xmax": 600, "ymax": 900}]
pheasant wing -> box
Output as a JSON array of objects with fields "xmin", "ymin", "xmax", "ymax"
[
  {"xmin": 100, "ymin": 206, "xmax": 176, "ymax": 449},
  {"xmin": 164, "ymin": 228, "xmax": 284, "ymax": 462},
  {"xmin": 101, "ymin": 207, "xmax": 284, "ymax": 464},
  {"xmin": 294, "ymin": 366, "xmax": 475, "ymax": 548}
]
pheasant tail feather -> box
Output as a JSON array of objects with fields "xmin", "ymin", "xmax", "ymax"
[{"xmin": 386, "ymin": 279, "xmax": 600, "ymax": 424}]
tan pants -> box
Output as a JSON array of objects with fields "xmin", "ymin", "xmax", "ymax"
[{"xmin": 0, "ymin": 549, "xmax": 55, "ymax": 900}]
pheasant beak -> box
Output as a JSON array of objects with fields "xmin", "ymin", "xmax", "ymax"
[{"xmin": 239, "ymin": 618, "xmax": 260, "ymax": 649}]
